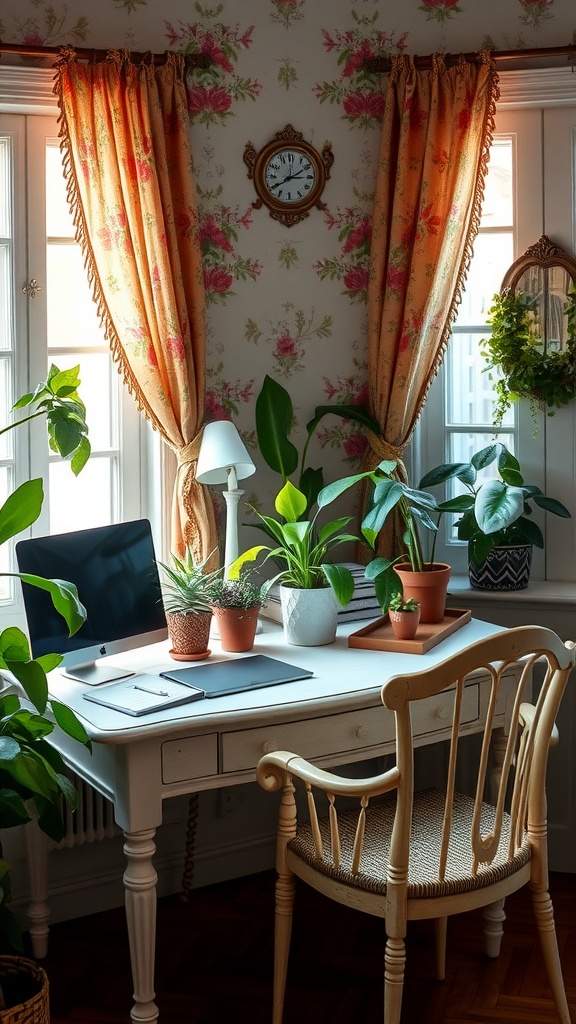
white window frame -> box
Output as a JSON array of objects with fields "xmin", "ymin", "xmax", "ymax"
[
  {"xmin": 413, "ymin": 66, "xmax": 576, "ymax": 584},
  {"xmin": 0, "ymin": 66, "xmax": 159, "ymax": 626}
]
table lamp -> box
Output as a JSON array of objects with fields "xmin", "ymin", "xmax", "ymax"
[{"xmin": 196, "ymin": 420, "xmax": 256, "ymax": 579}]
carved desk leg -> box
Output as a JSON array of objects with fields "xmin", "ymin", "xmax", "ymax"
[
  {"xmin": 123, "ymin": 828, "xmax": 159, "ymax": 1024},
  {"xmin": 25, "ymin": 819, "xmax": 51, "ymax": 958}
]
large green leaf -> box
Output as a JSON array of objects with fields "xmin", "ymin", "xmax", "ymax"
[
  {"xmin": 0, "ymin": 626, "xmax": 32, "ymax": 664},
  {"xmin": 471, "ymin": 443, "xmax": 500, "ymax": 472},
  {"xmin": 362, "ymin": 479, "xmax": 403, "ymax": 534},
  {"xmin": 419, "ymin": 462, "xmax": 476, "ymax": 488},
  {"xmin": 228, "ymin": 546, "xmax": 269, "ymax": 579},
  {"xmin": 0, "ymin": 479, "xmax": 43, "ymax": 545},
  {"xmin": 533, "ymin": 494, "xmax": 571, "ymax": 518},
  {"xmin": 4, "ymin": 658, "xmax": 49, "ymax": 712},
  {"xmin": 317, "ymin": 470, "xmax": 370, "ymax": 509},
  {"xmin": 50, "ymin": 699, "xmax": 92, "ymax": 749},
  {"xmin": 16, "ymin": 573, "xmax": 86, "ymax": 635},
  {"xmin": 321, "ymin": 563, "xmax": 354, "ymax": 606},
  {"xmin": 317, "ymin": 516, "xmax": 354, "ymax": 545},
  {"xmin": 305, "ymin": 403, "xmax": 381, "ymax": 440},
  {"xmin": 0, "ymin": 789, "xmax": 31, "ymax": 828},
  {"xmin": 255, "ymin": 375, "xmax": 298, "ymax": 479},
  {"xmin": 475, "ymin": 478, "xmax": 525, "ymax": 535},
  {"xmin": 7, "ymin": 747, "xmax": 59, "ymax": 800},
  {"xmin": 275, "ymin": 480, "xmax": 307, "ymax": 522},
  {"xmin": 298, "ymin": 466, "xmax": 324, "ymax": 515},
  {"xmin": 512, "ymin": 516, "xmax": 544, "ymax": 548}
]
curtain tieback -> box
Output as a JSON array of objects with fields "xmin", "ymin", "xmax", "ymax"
[
  {"xmin": 177, "ymin": 435, "xmax": 202, "ymax": 468},
  {"xmin": 365, "ymin": 430, "xmax": 405, "ymax": 464}
]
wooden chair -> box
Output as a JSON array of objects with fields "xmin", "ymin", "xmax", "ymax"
[{"xmin": 257, "ymin": 625, "xmax": 575, "ymax": 1024}]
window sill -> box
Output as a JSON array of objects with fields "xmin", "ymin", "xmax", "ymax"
[{"xmin": 448, "ymin": 575, "xmax": 576, "ymax": 609}]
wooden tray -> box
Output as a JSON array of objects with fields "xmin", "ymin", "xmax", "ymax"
[{"xmin": 348, "ymin": 608, "xmax": 471, "ymax": 654}]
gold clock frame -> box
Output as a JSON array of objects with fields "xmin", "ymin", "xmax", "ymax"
[{"xmin": 243, "ymin": 124, "xmax": 333, "ymax": 228}]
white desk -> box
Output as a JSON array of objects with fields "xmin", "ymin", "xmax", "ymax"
[{"xmin": 39, "ymin": 616, "xmax": 508, "ymax": 1024}]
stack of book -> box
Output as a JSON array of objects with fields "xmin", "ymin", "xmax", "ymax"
[{"xmin": 260, "ymin": 563, "xmax": 382, "ymax": 625}]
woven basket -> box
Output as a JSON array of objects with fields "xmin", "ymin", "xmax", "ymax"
[
  {"xmin": 167, "ymin": 611, "xmax": 212, "ymax": 656},
  {"xmin": 0, "ymin": 957, "xmax": 49, "ymax": 1023}
]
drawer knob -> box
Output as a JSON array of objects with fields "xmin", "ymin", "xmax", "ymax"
[
  {"xmin": 355, "ymin": 725, "xmax": 369, "ymax": 739},
  {"xmin": 436, "ymin": 705, "xmax": 450, "ymax": 721},
  {"xmin": 262, "ymin": 740, "xmax": 279, "ymax": 754}
]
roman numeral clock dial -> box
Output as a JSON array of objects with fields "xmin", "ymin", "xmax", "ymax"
[{"xmin": 243, "ymin": 124, "xmax": 333, "ymax": 228}]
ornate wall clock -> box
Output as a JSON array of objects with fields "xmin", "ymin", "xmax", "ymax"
[{"xmin": 243, "ymin": 124, "xmax": 334, "ymax": 228}]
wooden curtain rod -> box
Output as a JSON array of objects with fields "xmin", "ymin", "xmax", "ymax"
[
  {"xmin": 365, "ymin": 43, "xmax": 576, "ymax": 73},
  {"xmin": 0, "ymin": 41, "xmax": 211, "ymax": 69}
]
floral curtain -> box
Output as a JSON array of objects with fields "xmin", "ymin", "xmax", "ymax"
[
  {"xmin": 362, "ymin": 51, "xmax": 499, "ymax": 556},
  {"xmin": 53, "ymin": 48, "xmax": 217, "ymax": 561}
]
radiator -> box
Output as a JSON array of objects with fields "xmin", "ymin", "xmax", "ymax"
[{"xmin": 51, "ymin": 771, "xmax": 119, "ymax": 849}]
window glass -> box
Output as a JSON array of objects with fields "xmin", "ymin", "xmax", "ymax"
[
  {"xmin": 49, "ymin": 458, "xmax": 114, "ymax": 534},
  {"xmin": 0, "ymin": 112, "xmax": 148, "ymax": 628},
  {"xmin": 43, "ymin": 138, "xmax": 119, "ymax": 529}
]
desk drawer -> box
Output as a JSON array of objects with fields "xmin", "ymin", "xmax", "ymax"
[
  {"xmin": 222, "ymin": 683, "xmax": 480, "ymax": 775},
  {"xmin": 222, "ymin": 706, "xmax": 393, "ymax": 774},
  {"xmin": 412, "ymin": 682, "xmax": 479, "ymax": 737},
  {"xmin": 162, "ymin": 733, "xmax": 218, "ymax": 784}
]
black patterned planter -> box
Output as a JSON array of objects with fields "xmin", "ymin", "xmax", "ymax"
[{"xmin": 468, "ymin": 544, "xmax": 533, "ymax": 591}]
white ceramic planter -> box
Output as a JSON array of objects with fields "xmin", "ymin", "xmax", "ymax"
[{"xmin": 279, "ymin": 585, "xmax": 338, "ymax": 646}]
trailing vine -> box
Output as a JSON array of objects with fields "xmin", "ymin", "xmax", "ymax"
[{"xmin": 481, "ymin": 286, "xmax": 576, "ymax": 429}]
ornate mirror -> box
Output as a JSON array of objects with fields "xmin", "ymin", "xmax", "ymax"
[{"xmin": 501, "ymin": 235, "xmax": 576, "ymax": 354}]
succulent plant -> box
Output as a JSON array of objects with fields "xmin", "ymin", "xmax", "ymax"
[
  {"xmin": 387, "ymin": 594, "xmax": 420, "ymax": 613},
  {"xmin": 210, "ymin": 573, "xmax": 265, "ymax": 610},
  {"xmin": 158, "ymin": 549, "xmax": 217, "ymax": 615}
]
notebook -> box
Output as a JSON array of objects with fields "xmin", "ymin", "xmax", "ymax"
[
  {"xmin": 159, "ymin": 654, "xmax": 313, "ymax": 698},
  {"xmin": 82, "ymin": 675, "xmax": 205, "ymax": 716}
]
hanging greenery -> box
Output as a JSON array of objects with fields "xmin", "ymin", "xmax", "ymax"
[{"xmin": 480, "ymin": 286, "xmax": 576, "ymax": 428}]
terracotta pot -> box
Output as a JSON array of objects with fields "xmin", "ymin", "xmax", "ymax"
[
  {"xmin": 166, "ymin": 611, "xmax": 212, "ymax": 658},
  {"xmin": 393, "ymin": 563, "xmax": 451, "ymax": 624},
  {"xmin": 279, "ymin": 585, "xmax": 338, "ymax": 646},
  {"xmin": 211, "ymin": 606, "xmax": 259, "ymax": 653},
  {"xmin": 389, "ymin": 607, "xmax": 421, "ymax": 641}
]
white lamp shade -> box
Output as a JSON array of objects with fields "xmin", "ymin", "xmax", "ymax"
[{"xmin": 196, "ymin": 420, "xmax": 256, "ymax": 486}]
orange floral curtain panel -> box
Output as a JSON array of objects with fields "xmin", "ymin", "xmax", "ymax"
[
  {"xmin": 366, "ymin": 53, "xmax": 499, "ymax": 474},
  {"xmin": 53, "ymin": 48, "xmax": 217, "ymax": 561}
]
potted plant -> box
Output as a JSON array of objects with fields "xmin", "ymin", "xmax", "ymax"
[
  {"xmin": 231, "ymin": 479, "xmax": 359, "ymax": 646},
  {"xmin": 209, "ymin": 572, "xmax": 265, "ymax": 653},
  {"xmin": 419, "ymin": 441, "xmax": 571, "ymax": 590},
  {"xmin": 158, "ymin": 549, "xmax": 219, "ymax": 660},
  {"xmin": 387, "ymin": 594, "xmax": 421, "ymax": 641},
  {"xmin": 0, "ymin": 366, "xmax": 92, "ymax": 1017},
  {"xmin": 320, "ymin": 460, "xmax": 449, "ymax": 623},
  {"xmin": 481, "ymin": 287, "xmax": 576, "ymax": 430},
  {"xmin": 254, "ymin": 374, "xmax": 379, "ymax": 516}
]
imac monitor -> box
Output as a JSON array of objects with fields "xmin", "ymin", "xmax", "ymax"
[{"xmin": 16, "ymin": 518, "xmax": 168, "ymax": 685}]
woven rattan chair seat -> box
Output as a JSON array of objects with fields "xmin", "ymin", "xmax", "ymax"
[{"xmin": 289, "ymin": 787, "xmax": 531, "ymax": 899}]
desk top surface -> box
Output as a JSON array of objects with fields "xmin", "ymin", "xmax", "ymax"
[{"xmin": 47, "ymin": 616, "xmax": 505, "ymax": 743}]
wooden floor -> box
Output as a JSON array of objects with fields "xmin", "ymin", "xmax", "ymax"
[{"xmin": 39, "ymin": 869, "xmax": 576, "ymax": 1023}]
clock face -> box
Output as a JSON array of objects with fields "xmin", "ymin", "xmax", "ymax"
[{"xmin": 263, "ymin": 148, "xmax": 317, "ymax": 205}]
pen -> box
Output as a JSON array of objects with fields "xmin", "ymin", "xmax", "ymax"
[{"xmin": 132, "ymin": 684, "xmax": 169, "ymax": 696}]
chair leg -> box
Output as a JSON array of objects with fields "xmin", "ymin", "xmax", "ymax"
[
  {"xmin": 384, "ymin": 935, "xmax": 406, "ymax": 1024},
  {"xmin": 531, "ymin": 887, "xmax": 571, "ymax": 1024},
  {"xmin": 483, "ymin": 898, "xmax": 506, "ymax": 958},
  {"xmin": 434, "ymin": 917, "xmax": 447, "ymax": 980},
  {"xmin": 272, "ymin": 870, "xmax": 296, "ymax": 1024}
]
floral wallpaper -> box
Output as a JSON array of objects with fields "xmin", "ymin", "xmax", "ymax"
[{"xmin": 1, "ymin": 0, "xmax": 575, "ymax": 527}]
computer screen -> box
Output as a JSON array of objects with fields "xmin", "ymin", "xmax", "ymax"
[{"xmin": 16, "ymin": 518, "xmax": 168, "ymax": 685}]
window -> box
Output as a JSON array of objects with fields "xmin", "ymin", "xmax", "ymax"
[
  {"xmin": 416, "ymin": 72, "xmax": 576, "ymax": 582},
  {"xmin": 0, "ymin": 86, "xmax": 154, "ymax": 628}
]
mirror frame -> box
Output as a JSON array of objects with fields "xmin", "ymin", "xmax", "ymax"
[
  {"xmin": 501, "ymin": 234, "xmax": 576, "ymax": 293},
  {"xmin": 500, "ymin": 234, "xmax": 576, "ymax": 357}
]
